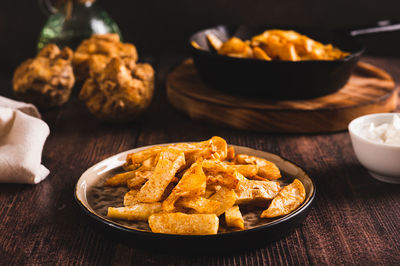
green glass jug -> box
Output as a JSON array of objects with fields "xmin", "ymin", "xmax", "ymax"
[{"xmin": 37, "ymin": 0, "xmax": 121, "ymax": 51}]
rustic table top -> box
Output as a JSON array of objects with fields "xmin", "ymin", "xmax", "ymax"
[{"xmin": 0, "ymin": 55, "xmax": 399, "ymax": 265}]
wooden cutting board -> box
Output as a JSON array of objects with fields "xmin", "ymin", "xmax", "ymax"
[{"xmin": 166, "ymin": 59, "xmax": 398, "ymax": 133}]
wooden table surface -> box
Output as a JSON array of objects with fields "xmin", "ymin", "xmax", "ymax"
[{"xmin": 0, "ymin": 56, "xmax": 399, "ymax": 265}]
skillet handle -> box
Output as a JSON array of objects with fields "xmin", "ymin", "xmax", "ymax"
[{"xmin": 349, "ymin": 20, "xmax": 400, "ymax": 36}]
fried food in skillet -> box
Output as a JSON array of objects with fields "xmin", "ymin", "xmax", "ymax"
[{"xmin": 202, "ymin": 30, "xmax": 349, "ymax": 61}]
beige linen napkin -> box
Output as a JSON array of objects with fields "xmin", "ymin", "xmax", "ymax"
[{"xmin": 0, "ymin": 96, "xmax": 50, "ymax": 184}]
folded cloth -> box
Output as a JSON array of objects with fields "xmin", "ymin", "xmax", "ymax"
[{"xmin": 0, "ymin": 96, "xmax": 50, "ymax": 184}]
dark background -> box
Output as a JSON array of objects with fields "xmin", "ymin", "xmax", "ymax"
[{"xmin": 0, "ymin": 0, "xmax": 399, "ymax": 71}]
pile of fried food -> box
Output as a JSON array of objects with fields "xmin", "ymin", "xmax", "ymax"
[
  {"xmin": 195, "ymin": 29, "xmax": 349, "ymax": 61},
  {"xmin": 13, "ymin": 34, "xmax": 154, "ymax": 121},
  {"xmin": 104, "ymin": 136, "xmax": 306, "ymax": 235}
]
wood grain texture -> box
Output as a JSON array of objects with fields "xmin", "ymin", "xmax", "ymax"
[
  {"xmin": 167, "ymin": 59, "xmax": 398, "ymax": 133},
  {"xmin": 0, "ymin": 56, "xmax": 399, "ymax": 265}
]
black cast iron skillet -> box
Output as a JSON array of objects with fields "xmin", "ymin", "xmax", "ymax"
[{"xmin": 189, "ymin": 25, "xmax": 366, "ymax": 99}]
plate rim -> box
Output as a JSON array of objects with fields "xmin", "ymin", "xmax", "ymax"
[{"xmin": 74, "ymin": 143, "xmax": 316, "ymax": 239}]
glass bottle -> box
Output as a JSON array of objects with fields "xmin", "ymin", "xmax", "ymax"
[{"xmin": 37, "ymin": 0, "xmax": 121, "ymax": 51}]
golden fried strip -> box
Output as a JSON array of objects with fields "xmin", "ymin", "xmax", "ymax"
[
  {"xmin": 235, "ymin": 173, "xmax": 281, "ymax": 205},
  {"xmin": 162, "ymin": 158, "xmax": 206, "ymax": 212},
  {"xmin": 124, "ymin": 146, "xmax": 163, "ymax": 169},
  {"xmin": 124, "ymin": 189, "xmax": 139, "ymax": 206},
  {"xmin": 206, "ymin": 174, "xmax": 239, "ymax": 190},
  {"xmin": 124, "ymin": 137, "xmax": 227, "ymax": 171},
  {"xmin": 127, "ymin": 170, "xmax": 152, "ymax": 189},
  {"xmin": 176, "ymin": 196, "xmax": 221, "ymax": 214},
  {"xmin": 107, "ymin": 203, "xmax": 162, "ymax": 221},
  {"xmin": 261, "ymin": 179, "xmax": 306, "ymax": 218},
  {"xmin": 135, "ymin": 148, "xmax": 185, "ymax": 203},
  {"xmin": 148, "ymin": 213, "xmax": 219, "ymax": 235},
  {"xmin": 203, "ymin": 160, "xmax": 258, "ymax": 178},
  {"xmin": 209, "ymin": 187, "xmax": 237, "ymax": 216},
  {"xmin": 104, "ymin": 170, "xmax": 136, "ymax": 186},
  {"xmin": 225, "ymin": 205, "xmax": 244, "ymax": 229},
  {"xmin": 234, "ymin": 154, "xmax": 281, "ymax": 180},
  {"xmin": 230, "ymin": 165, "xmax": 259, "ymax": 178}
]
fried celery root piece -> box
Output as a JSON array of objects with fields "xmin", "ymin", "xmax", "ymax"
[
  {"xmin": 104, "ymin": 171, "xmax": 137, "ymax": 186},
  {"xmin": 148, "ymin": 213, "xmax": 219, "ymax": 235},
  {"xmin": 209, "ymin": 187, "xmax": 237, "ymax": 216},
  {"xmin": 235, "ymin": 173, "xmax": 281, "ymax": 205},
  {"xmin": 202, "ymin": 159, "xmax": 258, "ymax": 179},
  {"xmin": 261, "ymin": 179, "xmax": 306, "ymax": 218},
  {"xmin": 175, "ymin": 196, "xmax": 221, "ymax": 214},
  {"xmin": 135, "ymin": 148, "xmax": 185, "ymax": 203},
  {"xmin": 202, "ymin": 160, "xmax": 240, "ymax": 189},
  {"xmin": 123, "ymin": 136, "xmax": 227, "ymax": 171},
  {"xmin": 162, "ymin": 158, "xmax": 206, "ymax": 212},
  {"xmin": 206, "ymin": 173, "xmax": 240, "ymax": 190},
  {"xmin": 127, "ymin": 170, "xmax": 153, "ymax": 189},
  {"xmin": 105, "ymin": 154, "xmax": 158, "ymax": 187},
  {"xmin": 123, "ymin": 189, "xmax": 140, "ymax": 206},
  {"xmin": 234, "ymin": 154, "xmax": 281, "ymax": 180},
  {"xmin": 107, "ymin": 203, "xmax": 162, "ymax": 221},
  {"xmin": 124, "ymin": 146, "xmax": 163, "ymax": 170},
  {"xmin": 175, "ymin": 136, "xmax": 228, "ymax": 166},
  {"xmin": 225, "ymin": 205, "xmax": 245, "ymax": 229}
]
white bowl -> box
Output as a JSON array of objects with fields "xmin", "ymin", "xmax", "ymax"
[{"xmin": 348, "ymin": 113, "xmax": 400, "ymax": 184}]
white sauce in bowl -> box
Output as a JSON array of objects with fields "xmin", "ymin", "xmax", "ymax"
[{"xmin": 358, "ymin": 114, "xmax": 400, "ymax": 145}]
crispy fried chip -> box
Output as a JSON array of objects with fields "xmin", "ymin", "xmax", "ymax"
[
  {"xmin": 230, "ymin": 165, "xmax": 259, "ymax": 178},
  {"xmin": 176, "ymin": 196, "xmax": 221, "ymax": 214},
  {"xmin": 261, "ymin": 179, "xmax": 306, "ymax": 218},
  {"xmin": 124, "ymin": 189, "xmax": 140, "ymax": 206},
  {"xmin": 148, "ymin": 213, "xmax": 219, "ymax": 235},
  {"xmin": 209, "ymin": 187, "xmax": 237, "ymax": 216},
  {"xmin": 179, "ymin": 136, "xmax": 228, "ymax": 163},
  {"xmin": 203, "ymin": 160, "xmax": 258, "ymax": 178},
  {"xmin": 225, "ymin": 205, "xmax": 244, "ymax": 229},
  {"xmin": 104, "ymin": 170, "xmax": 136, "ymax": 186},
  {"xmin": 234, "ymin": 154, "xmax": 281, "ymax": 180},
  {"xmin": 162, "ymin": 158, "xmax": 206, "ymax": 212},
  {"xmin": 235, "ymin": 173, "xmax": 281, "ymax": 205},
  {"xmin": 124, "ymin": 146, "xmax": 163, "ymax": 170},
  {"xmin": 127, "ymin": 170, "xmax": 153, "ymax": 189},
  {"xmin": 135, "ymin": 148, "xmax": 185, "ymax": 203},
  {"xmin": 107, "ymin": 203, "xmax": 162, "ymax": 221},
  {"xmin": 124, "ymin": 137, "xmax": 227, "ymax": 171}
]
